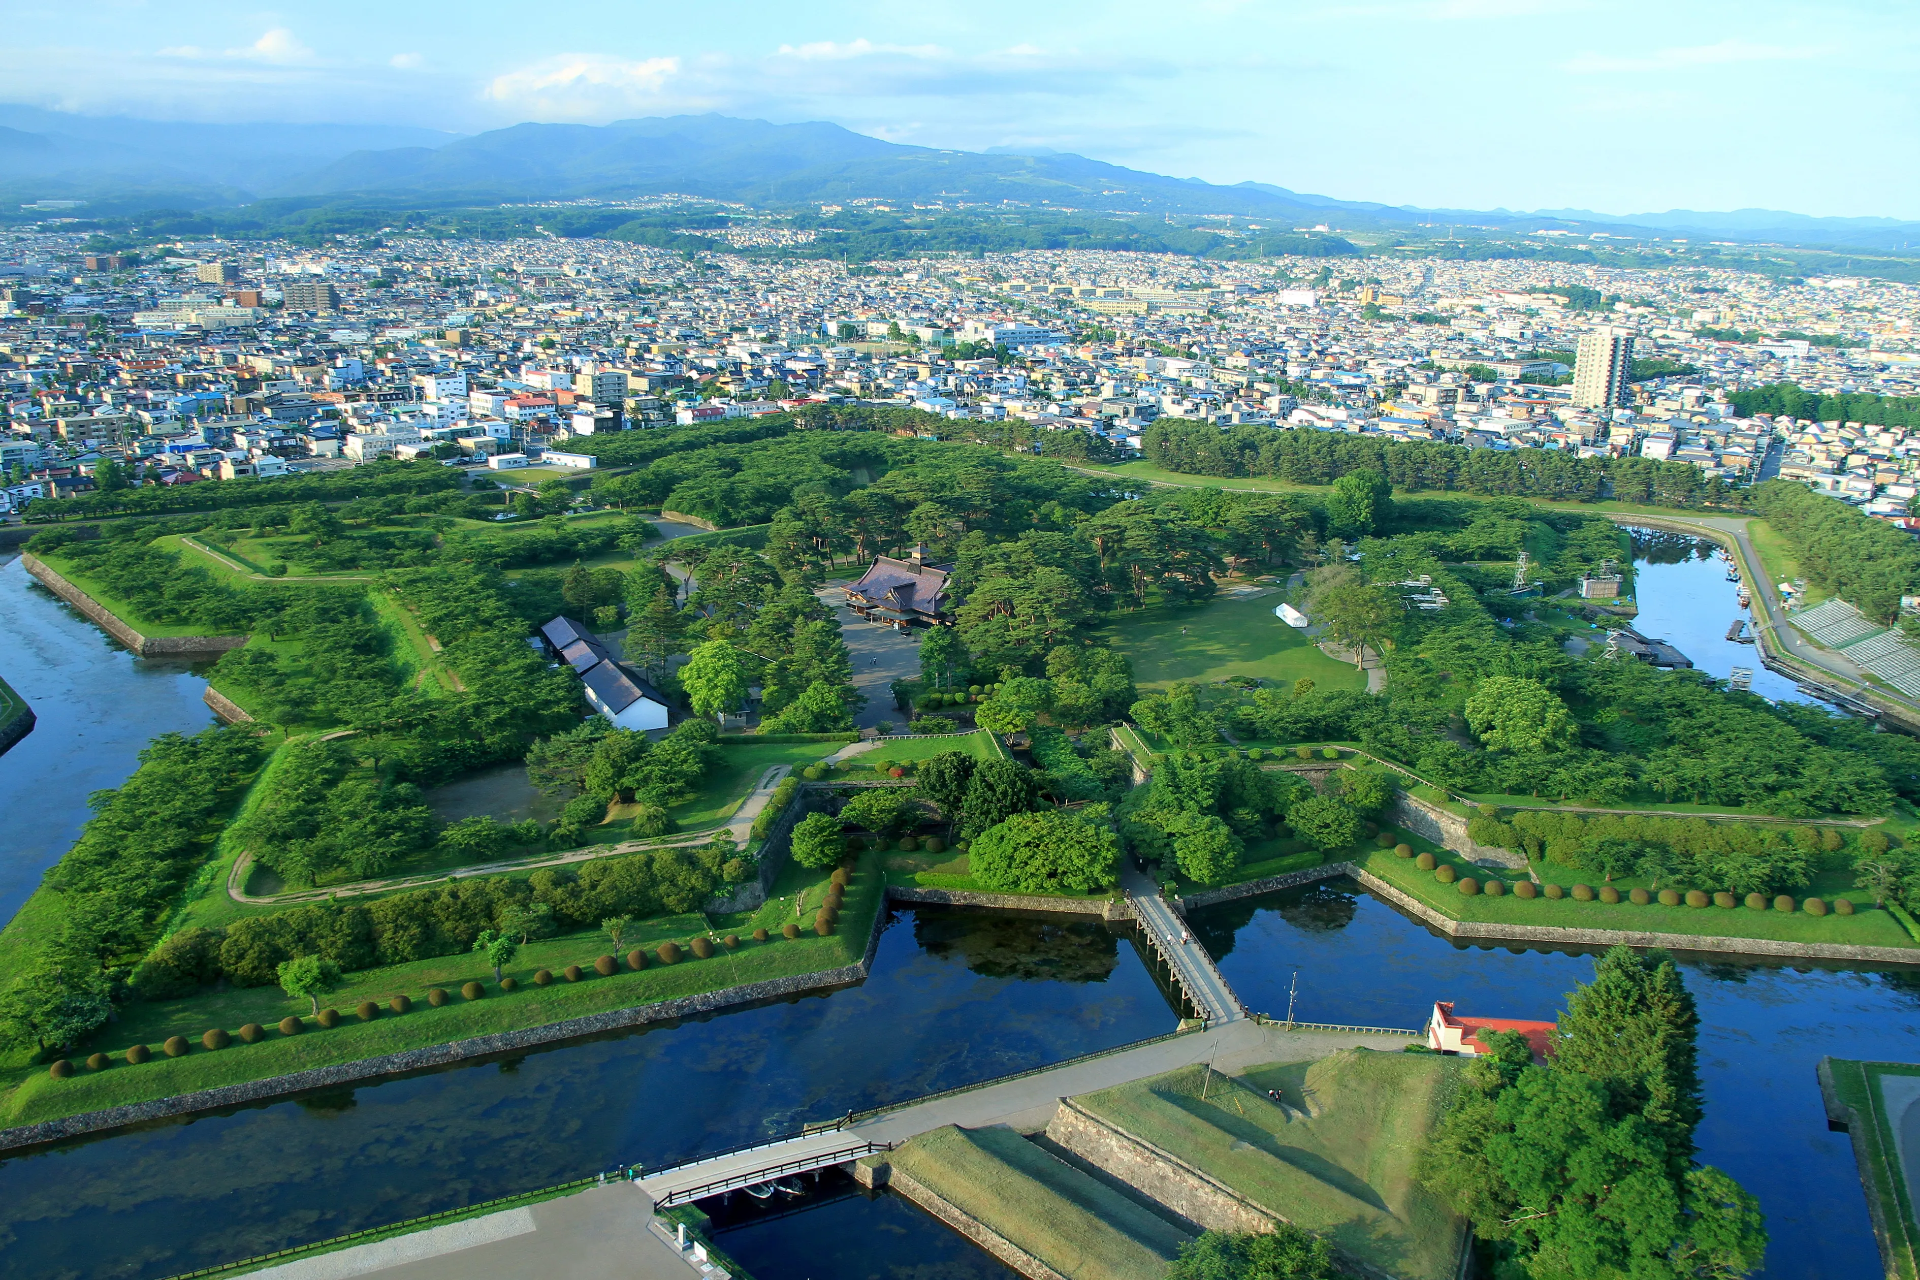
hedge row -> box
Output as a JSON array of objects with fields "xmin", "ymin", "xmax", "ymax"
[{"xmin": 1401, "ymin": 849, "xmax": 1855, "ymax": 915}]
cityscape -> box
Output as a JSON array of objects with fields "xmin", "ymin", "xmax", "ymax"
[{"xmin": 2, "ymin": 5, "xmax": 1920, "ymax": 1280}]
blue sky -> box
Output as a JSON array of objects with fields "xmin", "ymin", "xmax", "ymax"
[{"xmin": 7, "ymin": 0, "xmax": 1917, "ymax": 218}]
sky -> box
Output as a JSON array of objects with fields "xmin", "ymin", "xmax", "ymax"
[{"xmin": 5, "ymin": 0, "xmax": 1917, "ymax": 219}]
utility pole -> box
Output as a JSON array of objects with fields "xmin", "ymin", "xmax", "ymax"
[{"xmin": 1286, "ymin": 968, "xmax": 1300, "ymax": 1029}]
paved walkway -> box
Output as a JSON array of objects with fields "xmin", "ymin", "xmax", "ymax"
[
  {"xmin": 815, "ymin": 582, "xmax": 925, "ymax": 730},
  {"xmin": 1122, "ymin": 868, "xmax": 1245, "ymax": 1024}
]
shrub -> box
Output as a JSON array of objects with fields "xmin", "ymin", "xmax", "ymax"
[
  {"xmin": 1805, "ymin": 897, "xmax": 1829, "ymax": 917},
  {"xmin": 1394, "ymin": 843, "xmax": 1413, "ymax": 859},
  {"xmin": 889, "ymin": 767, "xmax": 905, "ymax": 779},
  {"xmin": 278, "ymin": 1017, "xmax": 303, "ymax": 1036},
  {"xmin": 627, "ymin": 949, "xmax": 647, "ymax": 971},
  {"xmin": 458, "ymin": 981, "xmax": 482, "ymax": 1000},
  {"xmin": 1572, "ymin": 884, "xmax": 1594, "ymax": 902},
  {"xmin": 1601, "ymin": 886, "xmax": 1621, "ymax": 904},
  {"xmin": 388, "ymin": 996, "xmax": 411, "ymax": 1014},
  {"xmin": 500, "ymin": 977, "xmax": 518, "ymax": 991},
  {"xmin": 1627, "ymin": 888, "xmax": 1648, "ymax": 905},
  {"xmin": 1376, "ymin": 832, "xmax": 1396, "ymax": 848},
  {"xmin": 594, "ymin": 955, "xmax": 618, "ymax": 976},
  {"xmin": 1685, "ymin": 890, "xmax": 1710, "ymax": 908},
  {"xmin": 782, "ymin": 921, "xmax": 801, "ymax": 940},
  {"xmin": 1322, "ymin": 747, "xmax": 1339, "ymax": 760},
  {"xmin": 356, "ymin": 1001, "xmax": 379, "ymax": 1022},
  {"xmin": 1484, "ymin": 879, "xmax": 1505, "ymax": 898},
  {"xmin": 752, "ymin": 927, "xmax": 769, "ymax": 942},
  {"xmin": 428, "ymin": 987, "xmax": 449, "ymax": 1007},
  {"xmin": 127, "ymin": 1043, "xmax": 152, "ymax": 1064},
  {"xmin": 239, "ymin": 1023, "xmax": 265, "ymax": 1043},
  {"xmin": 49, "ymin": 1059, "xmax": 73, "ymax": 1079},
  {"xmin": 316, "ymin": 1009, "xmax": 339, "ymax": 1028},
  {"xmin": 163, "ymin": 1035, "xmax": 190, "ymax": 1057},
  {"xmin": 1458, "ymin": 877, "xmax": 1480, "ymax": 896},
  {"xmin": 1745, "ymin": 893, "xmax": 1768, "ymax": 910},
  {"xmin": 723, "ymin": 934, "xmax": 739, "ymax": 949},
  {"xmin": 1514, "ymin": 880, "xmax": 1536, "ymax": 899},
  {"xmin": 657, "ymin": 941, "xmax": 682, "ymax": 965},
  {"xmin": 801, "ymin": 764, "xmax": 826, "ymax": 781},
  {"xmin": 1658, "ymin": 889, "xmax": 1681, "ymax": 907},
  {"xmin": 1836, "ymin": 897, "xmax": 1857, "ymax": 916},
  {"xmin": 924, "ymin": 836, "xmax": 946, "ymax": 854},
  {"xmin": 534, "ymin": 969, "xmax": 553, "ymax": 985},
  {"xmin": 86, "ymin": 1052, "xmax": 109, "ymax": 1071},
  {"xmin": 202, "ymin": 1028, "xmax": 231, "ymax": 1050},
  {"xmin": 1248, "ymin": 748, "xmax": 1265, "ymax": 761},
  {"xmin": 825, "ymin": 884, "xmax": 845, "ymax": 908},
  {"xmin": 1416, "ymin": 852, "xmax": 1436, "ymax": 870},
  {"xmin": 564, "ymin": 964, "xmax": 584, "ymax": 981},
  {"xmin": 897, "ymin": 835, "xmax": 918, "ymax": 852},
  {"xmin": 815, "ymin": 915, "xmax": 835, "ymax": 936},
  {"xmin": 690, "ymin": 937, "xmax": 714, "ymax": 959},
  {"xmin": 1714, "ymin": 892, "xmax": 1736, "ymax": 909},
  {"xmin": 1295, "ymin": 746, "xmax": 1313, "ymax": 760},
  {"xmin": 1544, "ymin": 883, "xmax": 1563, "ymax": 900},
  {"xmin": 831, "ymin": 867, "xmax": 851, "ymax": 887},
  {"xmin": 1774, "ymin": 894, "xmax": 1797, "ymax": 913},
  {"xmin": 1435, "ymin": 865, "xmax": 1456, "ymax": 884}
]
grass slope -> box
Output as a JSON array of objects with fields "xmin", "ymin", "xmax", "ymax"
[
  {"xmin": 890, "ymin": 1124, "xmax": 1191, "ymax": 1280},
  {"xmin": 1826, "ymin": 1058, "xmax": 1920, "ymax": 1280},
  {"xmin": 1105, "ymin": 594, "xmax": 1365, "ymax": 693},
  {"xmin": 0, "ymin": 851, "xmax": 884, "ymax": 1129},
  {"xmin": 1074, "ymin": 1050, "xmax": 1464, "ymax": 1280}
]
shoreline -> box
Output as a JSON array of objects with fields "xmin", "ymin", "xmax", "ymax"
[
  {"xmin": 0, "ymin": 674, "xmax": 32, "ymax": 759},
  {"xmin": 21, "ymin": 552, "xmax": 248, "ymax": 658}
]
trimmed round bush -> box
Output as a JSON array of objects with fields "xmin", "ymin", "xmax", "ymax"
[
  {"xmin": 1544, "ymin": 882, "xmax": 1564, "ymax": 900},
  {"xmin": 831, "ymin": 867, "xmax": 851, "ymax": 887},
  {"xmin": 427, "ymin": 987, "xmax": 449, "ymax": 1007},
  {"xmin": 500, "ymin": 977, "xmax": 518, "ymax": 992},
  {"xmin": 691, "ymin": 937, "xmax": 715, "ymax": 960},
  {"xmin": 49, "ymin": 1059, "xmax": 72, "ymax": 1079},
  {"xmin": 1627, "ymin": 888, "xmax": 1648, "ymax": 905},
  {"xmin": 752, "ymin": 927, "xmax": 770, "ymax": 942},
  {"xmin": 723, "ymin": 934, "xmax": 740, "ymax": 949},
  {"xmin": 127, "ymin": 1043, "xmax": 153, "ymax": 1064},
  {"xmin": 388, "ymin": 996, "xmax": 411, "ymax": 1015},
  {"xmin": 1514, "ymin": 880, "xmax": 1537, "ymax": 899},
  {"xmin": 1322, "ymin": 747, "xmax": 1339, "ymax": 760},
  {"xmin": 1571, "ymin": 884, "xmax": 1594, "ymax": 902},
  {"xmin": 1394, "ymin": 843, "xmax": 1413, "ymax": 859},
  {"xmin": 1434, "ymin": 865, "xmax": 1455, "ymax": 884},
  {"xmin": 1484, "ymin": 879, "xmax": 1505, "ymax": 898},
  {"xmin": 1740, "ymin": 892, "xmax": 1766, "ymax": 910},
  {"xmin": 1458, "ymin": 877, "xmax": 1480, "ymax": 897},
  {"xmin": 1248, "ymin": 748, "xmax": 1265, "ymax": 761},
  {"xmin": 1836, "ymin": 898, "xmax": 1857, "ymax": 916},
  {"xmin": 628, "ymin": 949, "xmax": 648, "ymax": 971},
  {"xmin": 564, "ymin": 964, "xmax": 584, "ymax": 981},
  {"xmin": 1415, "ymin": 852, "xmax": 1436, "ymax": 870},
  {"xmin": 462, "ymin": 981, "xmax": 484, "ymax": 1000},
  {"xmin": 815, "ymin": 915, "xmax": 835, "ymax": 936},
  {"xmin": 1600, "ymin": 886, "xmax": 1621, "ymax": 904},
  {"xmin": 1774, "ymin": 894, "xmax": 1797, "ymax": 913},
  {"xmin": 1714, "ymin": 892, "xmax": 1737, "ymax": 909},
  {"xmin": 1657, "ymin": 889, "xmax": 1681, "ymax": 907},
  {"xmin": 356, "ymin": 1001, "xmax": 379, "ymax": 1022},
  {"xmin": 1376, "ymin": 832, "xmax": 1396, "ymax": 848},
  {"xmin": 889, "ymin": 767, "xmax": 905, "ymax": 779},
  {"xmin": 1805, "ymin": 897, "xmax": 1829, "ymax": 917},
  {"xmin": 782, "ymin": 921, "xmax": 801, "ymax": 940},
  {"xmin": 202, "ymin": 1028, "xmax": 231, "ymax": 1050},
  {"xmin": 164, "ymin": 1035, "xmax": 190, "ymax": 1057},
  {"xmin": 924, "ymin": 836, "xmax": 946, "ymax": 854},
  {"xmin": 897, "ymin": 834, "xmax": 918, "ymax": 851},
  {"xmin": 86, "ymin": 1052, "xmax": 109, "ymax": 1071},
  {"xmin": 594, "ymin": 955, "xmax": 617, "ymax": 976},
  {"xmin": 278, "ymin": 1017, "xmax": 303, "ymax": 1036},
  {"xmin": 534, "ymin": 969, "xmax": 553, "ymax": 986},
  {"xmin": 239, "ymin": 1023, "xmax": 265, "ymax": 1043},
  {"xmin": 657, "ymin": 941, "xmax": 682, "ymax": 965},
  {"xmin": 315, "ymin": 1009, "xmax": 340, "ymax": 1028},
  {"xmin": 1685, "ymin": 890, "xmax": 1710, "ymax": 908}
]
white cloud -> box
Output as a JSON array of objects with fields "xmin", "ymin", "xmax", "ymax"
[
  {"xmin": 390, "ymin": 52, "xmax": 425, "ymax": 71},
  {"xmin": 483, "ymin": 53, "xmax": 687, "ymax": 119},
  {"xmin": 1564, "ymin": 39, "xmax": 1825, "ymax": 74},
  {"xmin": 159, "ymin": 26, "xmax": 316, "ymax": 65},
  {"xmin": 773, "ymin": 38, "xmax": 944, "ymax": 61}
]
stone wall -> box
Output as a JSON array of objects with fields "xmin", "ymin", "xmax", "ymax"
[
  {"xmin": 881, "ymin": 1166, "xmax": 1068, "ymax": 1280},
  {"xmin": 202, "ymin": 686, "xmax": 254, "ymax": 724},
  {"xmin": 1045, "ymin": 1099, "xmax": 1274, "ymax": 1234},
  {"xmin": 1386, "ymin": 791, "xmax": 1526, "ymax": 870},
  {"xmin": 22, "ymin": 553, "xmax": 248, "ymax": 657},
  {"xmin": 888, "ymin": 886, "xmax": 1135, "ymax": 922}
]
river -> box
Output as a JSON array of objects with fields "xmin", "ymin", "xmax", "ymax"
[{"xmin": 0, "ymin": 544, "xmax": 1911, "ymax": 1280}]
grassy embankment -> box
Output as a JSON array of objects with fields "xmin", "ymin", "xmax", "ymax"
[
  {"xmin": 0, "ymin": 851, "xmax": 885, "ymax": 1129},
  {"xmin": 1104, "ymin": 593, "xmax": 1367, "ymax": 694},
  {"xmin": 885, "ymin": 1124, "xmax": 1191, "ymax": 1280},
  {"xmin": 0, "ymin": 673, "xmax": 29, "ymax": 727},
  {"xmin": 1068, "ymin": 1050, "xmax": 1464, "ymax": 1280},
  {"xmin": 1824, "ymin": 1058, "xmax": 1920, "ymax": 1280}
]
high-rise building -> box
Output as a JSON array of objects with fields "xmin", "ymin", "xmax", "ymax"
[
  {"xmin": 574, "ymin": 369, "xmax": 629, "ymax": 407},
  {"xmin": 1572, "ymin": 326, "xmax": 1635, "ymax": 409},
  {"xmin": 196, "ymin": 262, "xmax": 240, "ymax": 285},
  {"xmin": 281, "ymin": 281, "xmax": 339, "ymax": 311}
]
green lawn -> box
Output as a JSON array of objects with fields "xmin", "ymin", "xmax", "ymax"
[
  {"xmin": 1071, "ymin": 1052, "xmax": 1464, "ymax": 1280},
  {"xmin": 1359, "ymin": 847, "xmax": 1918, "ymax": 949},
  {"xmin": 845, "ymin": 730, "xmax": 1002, "ymax": 772},
  {"xmin": 0, "ymin": 673, "xmax": 28, "ymax": 726},
  {"xmin": 1104, "ymin": 595, "xmax": 1366, "ymax": 693},
  {"xmin": 1825, "ymin": 1059, "xmax": 1920, "ymax": 1280},
  {"xmin": 34, "ymin": 551, "xmax": 230, "ymax": 638},
  {"xmin": 1745, "ymin": 519, "xmax": 1823, "ymax": 606},
  {"xmin": 0, "ymin": 851, "xmax": 885, "ymax": 1128},
  {"xmin": 886, "ymin": 1125, "xmax": 1190, "ymax": 1280}
]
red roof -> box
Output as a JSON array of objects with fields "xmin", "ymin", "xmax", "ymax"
[{"xmin": 1434, "ymin": 1001, "xmax": 1556, "ymax": 1064}]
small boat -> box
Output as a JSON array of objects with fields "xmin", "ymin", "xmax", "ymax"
[
  {"xmin": 776, "ymin": 1178, "xmax": 806, "ymax": 1197},
  {"xmin": 744, "ymin": 1183, "xmax": 777, "ymax": 1200}
]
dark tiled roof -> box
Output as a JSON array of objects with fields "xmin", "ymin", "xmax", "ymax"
[
  {"xmin": 541, "ymin": 615, "xmax": 593, "ymax": 650},
  {"xmin": 847, "ymin": 557, "xmax": 952, "ymax": 615},
  {"xmin": 559, "ymin": 635, "xmax": 612, "ymax": 674},
  {"xmin": 579, "ymin": 659, "xmax": 666, "ymax": 715}
]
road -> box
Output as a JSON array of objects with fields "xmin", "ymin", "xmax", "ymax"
[{"xmin": 814, "ymin": 583, "xmax": 925, "ymax": 730}]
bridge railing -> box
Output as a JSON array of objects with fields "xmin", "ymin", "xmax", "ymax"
[{"xmin": 650, "ymin": 1139, "xmax": 892, "ymax": 1207}]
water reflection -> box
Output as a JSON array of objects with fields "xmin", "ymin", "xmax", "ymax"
[{"xmin": 1192, "ymin": 877, "xmax": 1920, "ymax": 1280}]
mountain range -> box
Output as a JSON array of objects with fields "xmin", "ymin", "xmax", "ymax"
[{"xmin": 2, "ymin": 106, "xmax": 1916, "ymax": 252}]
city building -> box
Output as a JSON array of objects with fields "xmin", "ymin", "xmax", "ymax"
[
  {"xmin": 1571, "ymin": 326, "xmax": 1635, "ymax": 410},
  {"xmin": 281, "ymin": 281, "xmax": 339, "ymax": 311}
]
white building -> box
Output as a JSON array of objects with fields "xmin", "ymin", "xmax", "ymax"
[
  {"xmin": 541, "ymin": 451, "xmax": 597, "ymax": 470},
  {"xmin": 413, "ymin": 372, "xmax": 468, "ymax": 402}
]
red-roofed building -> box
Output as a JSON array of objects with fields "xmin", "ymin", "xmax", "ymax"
[{"xmin": 1428, "ymin": 1001, "xmax": 1556, "ymax": 1065}]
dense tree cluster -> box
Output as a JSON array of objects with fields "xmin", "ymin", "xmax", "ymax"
[
  {"xmin": 1730, "ymin": 383, "xmax": 1920, "ymax": 430},
  {"xmin": 25, "ymin": 458, "xmax": 460, "ymax": 521},
  {"xmin": 1749, "ymin": 479, "xmax": 1920, "ymax": 622}
]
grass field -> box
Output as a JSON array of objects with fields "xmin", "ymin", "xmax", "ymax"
[
  {"xmin": 1745, "ymin": 519, "xmax": 1823, "ymax": 606},
  {"xmin": 1072, "ymin": 1051, "xmax": 1463, "ymax": 1280},
  {"xmin": 1825, "ymin": 1058, "xmax": 1920, "ymax": 1280},
  {"xmin": 842, "ymin": 730, "xmax": 1004, "ymax": 772},
  {"xmin": 35, "ymin": 551, "xmax": 229, "ymax": 638},
  {"xmin": 1104, "ymin": 595, "xmax": 1366, "ymax": 693},
  {"xmin": 0, "ymin": 673, "xmax": 28, "ymax": 726},
  {"xmin": 0, "ymin": 850, "xmax": 885, "ymax": 1129},
  {"xmin": 1359, "ymin": 846, "xmax": 1919, "ymax": 949},
  {"xmin": 887, "ymin": 1124, "xmax": 1190, "ymax": 1280}
]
